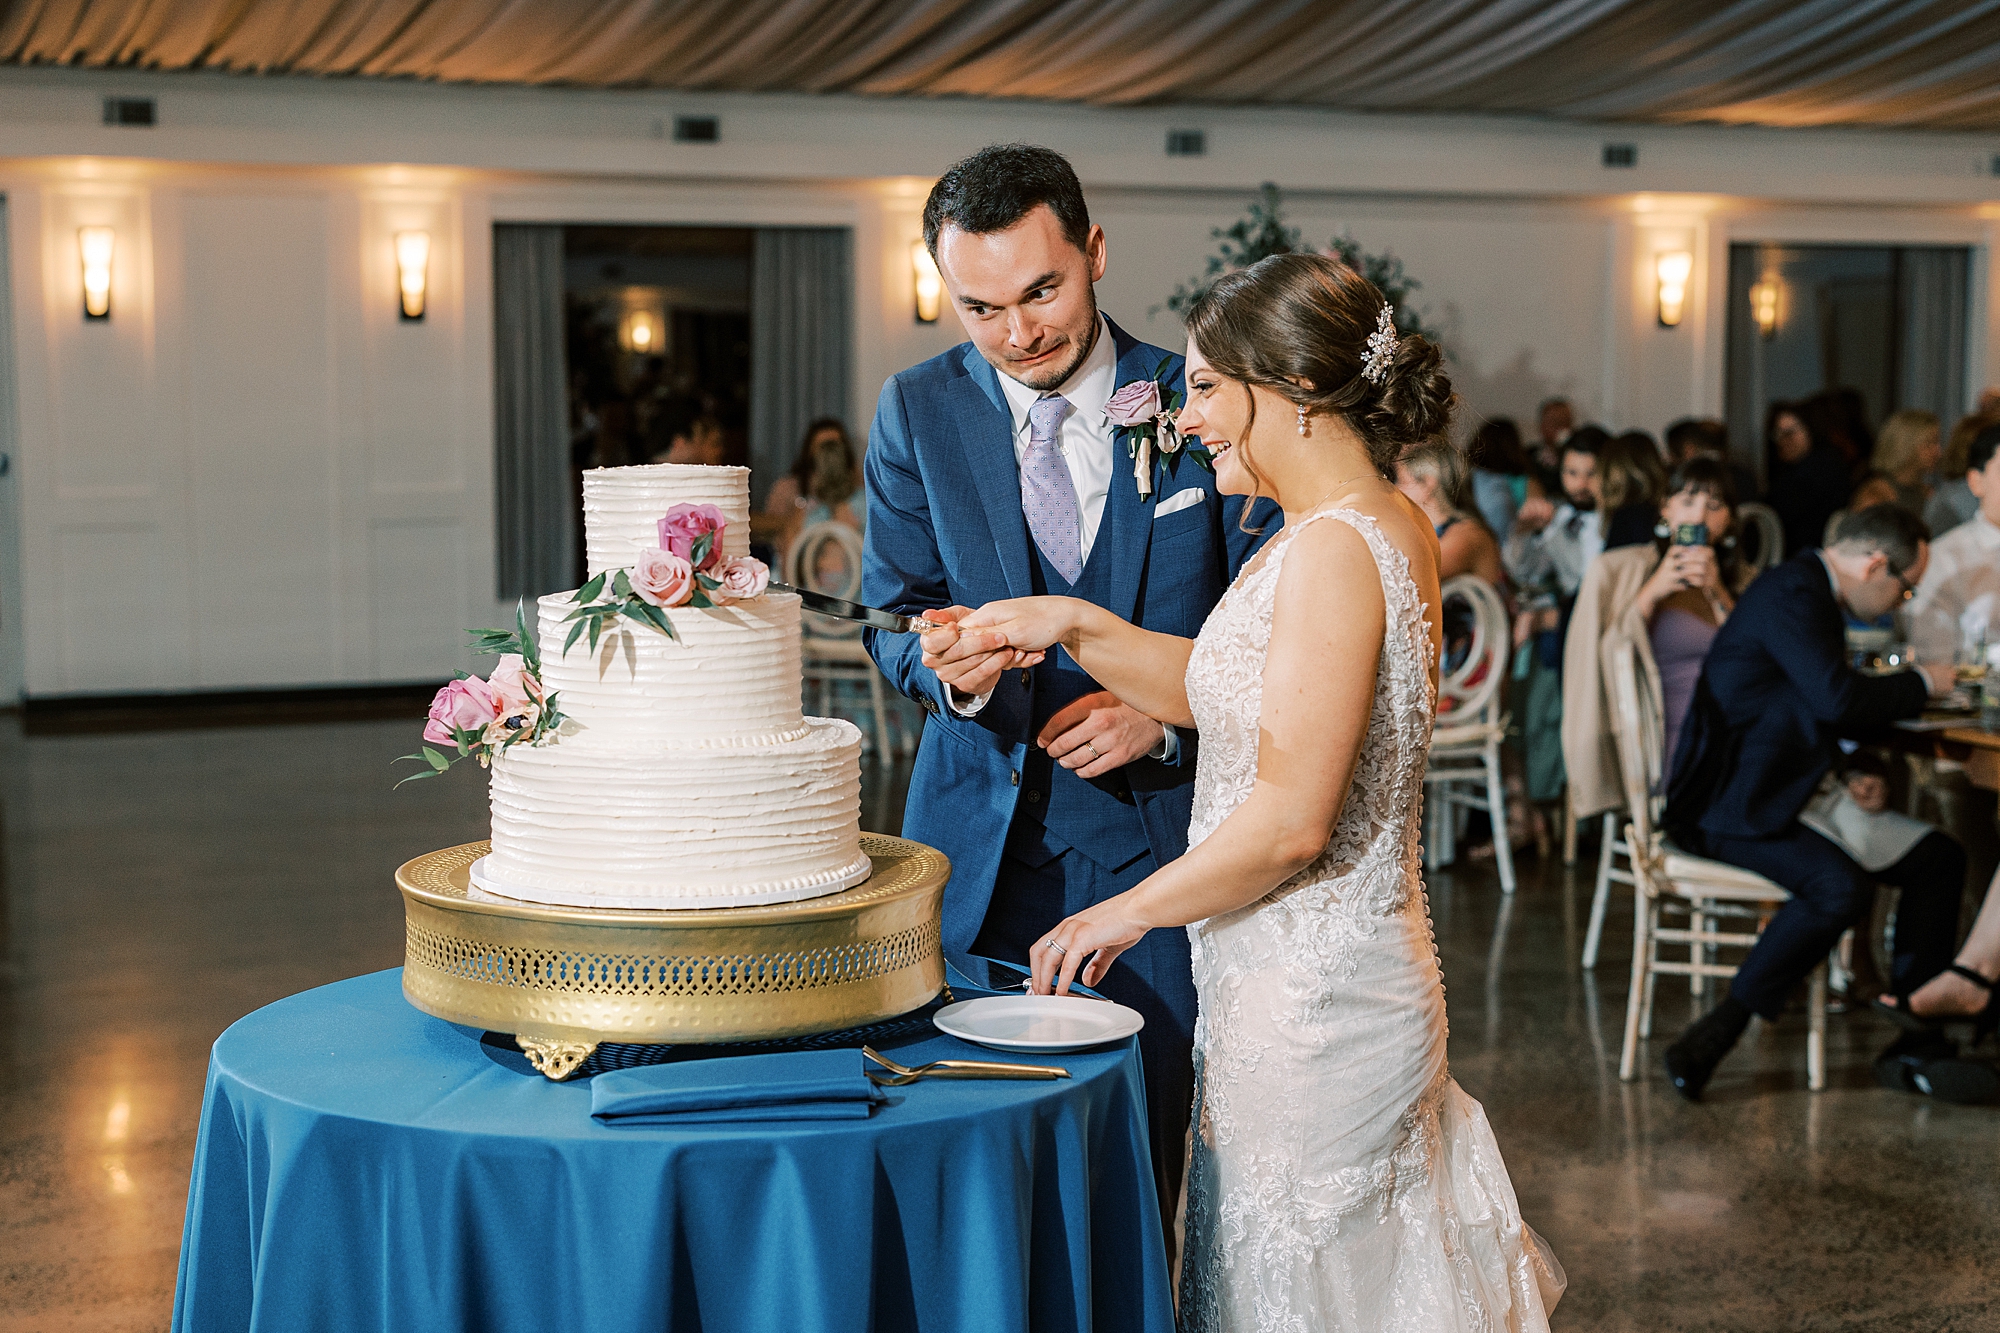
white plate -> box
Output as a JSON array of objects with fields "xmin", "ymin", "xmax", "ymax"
[{"xmin": 933, "ymin": 995, "xmax": 1145, "ymax": 1052}]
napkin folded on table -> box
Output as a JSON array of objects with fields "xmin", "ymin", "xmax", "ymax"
[{"xmin": 589, "ymin": 1049, "xmax": 882, "ymax": 1125}]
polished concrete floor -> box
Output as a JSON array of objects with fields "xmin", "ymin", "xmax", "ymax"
[{"xmin": 0, "ymin": 712, "xmax": 1994, "ymax": 1332}]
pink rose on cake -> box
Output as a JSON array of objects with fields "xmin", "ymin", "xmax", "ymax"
[
  {"xmin": 482, "ymin": 653, "xmax": 546, "ymax": 745},
  {"xmin": 423, "ymin": 674, "xmax": 501, "ymax": 745},
  {"xmin": 657, "ymin": 503, "xmax": 728, "ymax": 571},
  {"xmin": 1104, "ymin": 379, "xmax": 1161, "ymax": 426},
  {"xmin": 631, "ymin": 546, "xmax": 695, "ymax": 608},
  {"xmin": 711, "ymin": 555, "xmax": 770, "ymax": 604}
]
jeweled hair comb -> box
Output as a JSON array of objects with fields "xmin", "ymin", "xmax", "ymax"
[{"xmin": 1361, "ymin": 302, "xmax": 1398, "ymax": 385}]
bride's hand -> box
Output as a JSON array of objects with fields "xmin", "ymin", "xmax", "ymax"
[
  {"xmin": 1029, "ymin": 896, "xmax": 1151, "ymax": 995},
  {"xmin": 958, "ymin": 596, "xmax": 1087, "ymax": 654}
]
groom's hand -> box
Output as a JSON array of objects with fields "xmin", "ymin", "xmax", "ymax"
[
  {"xmin": 1040, "ymin": 691, "xmax": 1164, "ymax": 779},
  {"xmin": 921, "ymin": 606, "xmax": 1027, "ymax": 700}
]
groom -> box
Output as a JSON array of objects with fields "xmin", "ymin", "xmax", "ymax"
[{"xmin": 862, "ymin": 144, "xmax": 1276, "ymax": 1234}]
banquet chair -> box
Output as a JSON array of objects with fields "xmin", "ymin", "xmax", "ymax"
[
  {"xmin": 1603, "ymin": 633, "xmax": 1828, "ymax": 1089},
  {"xmin": 1737, "ymin": 502, "xmax": 1786, "ymax": 573},
  {"xmin": 792, "ymin": 522, "xmax": 906, "ymax": 760},
  {"xmin": 1422, "ymin": 575, "xmax": 1516, "ymax": 893},
  {"xmin": 1580, "ymin": 808, "xmax": 1636, "ymax": 970}
]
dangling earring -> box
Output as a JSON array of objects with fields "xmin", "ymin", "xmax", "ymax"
[{"xmin": 1297, "ymin": 404, "xmax": 1310, "ymax": 436}]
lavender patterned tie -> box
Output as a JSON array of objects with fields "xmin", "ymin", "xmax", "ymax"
[{"xmin": 1022, "ymin": 394, "xmax": 1083, "ymax": 583}]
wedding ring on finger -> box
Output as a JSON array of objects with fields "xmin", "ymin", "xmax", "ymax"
[
  {"xmin": 1085, "ymin": 741, "xmax": 1101, "ymax": 761},
  {"xmin": 1043, "ymin": 939, "xmax": 1067, "ymax": 956}
]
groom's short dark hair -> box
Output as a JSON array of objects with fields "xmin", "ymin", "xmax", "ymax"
[{"xmin": 923, "ymin": 144, "xmax": 1091, "ymax": 257}]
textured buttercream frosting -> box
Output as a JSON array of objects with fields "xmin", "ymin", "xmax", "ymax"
[
  {"xmin": 483, "ymin": 717, "xmax": 871, "ymax": 909},
  {"xmin": 583, "ymin": 462, "xmax": 751, "ymax": 576},
  {"xmin": 484, "ymin": 463, "xmax": 871, "ymax": 909},
  {"xmin": 533, "ymin": 590, "xmax": 807, "ymax": 746}
]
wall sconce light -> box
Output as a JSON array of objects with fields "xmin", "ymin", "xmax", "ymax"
[
  {"xmin": 1750, "ymin": 278, "xmax": 1780, "ymax": 339},
  {"xmin": 627, "ymin": 310, "xmax": 656, "ymax": 352},
  {"xmin": 78, "ymin": 226, "xmax": 114, "ymax": 320},
  {"xmin": 1655, "ymin": 250, "xmax": 1692, "ymax": 328},
  {"xmin": 394, "ymin": 230, "xmax": 430, "ymax": 321},
  {"xmin": 911, "ymin": 241, "xmax": 942, "ymax": 323}
]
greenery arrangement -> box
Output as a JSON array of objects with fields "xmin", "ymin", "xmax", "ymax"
[{"xmin": 1164, "ymin": 183, "xmax": 1439, "ymax": 344}]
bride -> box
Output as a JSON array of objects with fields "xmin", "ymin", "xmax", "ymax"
[{"xmin": 958, "ymin": 254, "xmax": 1564, "ymax": 1331}]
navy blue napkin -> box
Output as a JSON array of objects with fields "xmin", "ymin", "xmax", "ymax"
[{"xmin": 590, "ymin": 1049, "xmax": 882, "ymax": 1125}]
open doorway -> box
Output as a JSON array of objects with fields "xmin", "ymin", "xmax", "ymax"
[
  {"xmin": 563, "ymin": 226, "xmax": 752, "ymax": 481},
  {"xmin": 1725, "ymin": 243, "xmax": 1970, "ymax": 489}
]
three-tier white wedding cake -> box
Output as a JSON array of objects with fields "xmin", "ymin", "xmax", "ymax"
[{"xmin": 475, "ymin": 463, "xmax": 872, "ymax": 910}]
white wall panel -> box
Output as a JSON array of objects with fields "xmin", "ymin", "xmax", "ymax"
[
  {"xmin": 367, "ymin": 517, "xmax": 467, "ymax": 680},
  {"xmin": 52, "ymin": 524, "xmax": 170, "ymax": 692},
  {"xmin": 180, "ymin": 191, "xmax": 338, "ymax": 687}
]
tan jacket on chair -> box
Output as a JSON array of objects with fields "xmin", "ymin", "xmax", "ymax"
[{"xmin": 1562, "ymin": 545, "xmax": 1668, "ymax": 821}]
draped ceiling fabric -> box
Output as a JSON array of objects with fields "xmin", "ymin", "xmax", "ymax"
[{"xmin": 11, "ymin": 0, "xmax": 2000, "ymax": 131}]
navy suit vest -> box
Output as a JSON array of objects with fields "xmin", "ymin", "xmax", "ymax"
[{"xmin": 1010, "ymin": 520, "xmax": 1154, "ymax": 873}]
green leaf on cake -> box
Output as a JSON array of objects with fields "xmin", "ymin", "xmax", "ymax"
[
  {"xmin": 695, "ymin": 572, "xmax": 719, "ymax": 590},
  {"xmin": 516, "ymin": 600, "xmax": 539, "ymax": 672},
  {"xmin": 689, "ymin": 589, "xmax": 713, "ymax": 610},
  {"xmin": 611, "ymin": 570, "xmax": 634, "ymax": 601},
  {"xmin": 423, "ymin": 746, "xmax": 451, "ymax": 771},
  {"xmin": 577, "ymin": 572, "xmax": 607, "ymax": 604},
  {"xmin": 562, "ymin": 618, "xmax": 588, "ymax": 655},
  {"xmin": 587, "ymin": 613, "xmax": 605, "ymax": 654},
  {"xmin": 691, "ymin": 532, "xmax": 714, "ymax": 569}
]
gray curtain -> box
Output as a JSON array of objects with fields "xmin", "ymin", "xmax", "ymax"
[
  {"xmin": 750, "ymin": 228, "xmax": 851, "ymax": 509},
  {"xmin": 1898, "ymin": 247, "xmax": 1970, "ymax": 425},
  {"xmin": 493, "ymin": 224, "xmax": 573, "ymax": 600}
]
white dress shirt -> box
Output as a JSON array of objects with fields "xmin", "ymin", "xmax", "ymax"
[
  {"xmin": 1908, "ymin": 509, "xmax": 2000, "ymax": 664},
  {"xmin": 947, "ymin": 316, "xmax": 1177, "ymax": 759}
]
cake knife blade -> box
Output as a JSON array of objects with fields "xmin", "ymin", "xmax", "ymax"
[{"xmin": 769, "ymin": 582, "xmax": 945, "ymax": 635}]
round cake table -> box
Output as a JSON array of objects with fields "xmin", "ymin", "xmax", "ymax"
[{"xmin": 169, "ymin": 967, "xmax": 1173, "ymax": 1333}]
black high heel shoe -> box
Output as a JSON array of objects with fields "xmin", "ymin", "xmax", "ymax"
[{"xmin": 1873, "ymin": 965, "xmax": 1998, "ymax": 1042}]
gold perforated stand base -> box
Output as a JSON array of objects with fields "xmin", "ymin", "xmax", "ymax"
[{"xmin": 396, "ymin": 835, "xmax": 949, "ymax": 1079}]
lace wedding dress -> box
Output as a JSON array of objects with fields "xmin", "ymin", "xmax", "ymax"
[{"xmin": 1179, "ymin": 507, "xmax": 1565, "ymax": 1332}]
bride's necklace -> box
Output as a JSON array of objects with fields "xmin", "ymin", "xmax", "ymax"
[{"xmin": 1296, "ymin": 472, "xmax": 1380, "ymax": 515}]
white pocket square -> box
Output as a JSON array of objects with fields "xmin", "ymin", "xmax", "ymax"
[{"xmin": 1154, "ymin": 489, "xmax": 1206, "ymax": 518}]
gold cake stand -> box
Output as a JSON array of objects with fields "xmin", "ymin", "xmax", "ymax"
[{"xmin": 396, "ymin": 835, "xmax": 949, "ymax": 1079}]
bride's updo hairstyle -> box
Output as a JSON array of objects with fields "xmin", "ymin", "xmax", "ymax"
[{"xmin": 1183, "ymin": 253, "xmax": 1455, "ymax": 481}]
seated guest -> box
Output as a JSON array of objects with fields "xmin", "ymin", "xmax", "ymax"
[
  {"xmin": 1908, "ymin": 422, "xmax": 2000, "ymax": 665},
  {"xmin": 1396, "ymin": 440, "xmax": 1505, "ymax": 586},
  {"xmin": 1766, "ymin": 402, "xmax": 1853, "ymax": 558},
  {"xmin": 1563, "ymin": 457, "xmax": 1755, "ymax": 826},
  {"xmin": 1504, "ymin": 426, "xmax": 1605, "ymax": 596},
  {"xmin": 1468, "ymin": 416, "xmax": 1540, "ymax": 543},
  {"xmin": 659, "ymin": 414, "xmax": 726, "ymax": 466},
  {"xmin": 1924, "ymin": 411, "xmax": 1996, "ymax": 538},
  {"xmin": 755, "ymin": 417, "xmax": 865, "ymax": 572},
  {"xmin": 1666, "ymin": 417, "xmax": 1760, "ymax": 503},
  {"xmin": 1871, "ymin": 410, "xmax": 1942, "ymax": 519},
  {"xmin": 1506, "ymin": 426, "xmax": 1606, "ymax": 816},
  {"xmin": 1599, "ymin": 430, "xmax": 1667, "ymax": 549},
  {"xmin": 1660, "ymin": 505, "xmax": 1961, "ymax": 1101}
]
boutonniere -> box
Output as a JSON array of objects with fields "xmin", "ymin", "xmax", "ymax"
[{"xmin": 1104, "ymin": 358, "xmax": 1214, "ymax": 500}]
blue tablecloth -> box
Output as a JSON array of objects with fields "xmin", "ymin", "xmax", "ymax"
[{"xmin": 170, "ymin": 968, "xmax": 1171, "ymax": 1333}]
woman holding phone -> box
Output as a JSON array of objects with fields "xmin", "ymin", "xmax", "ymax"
[{"xmin": 1563, "ymin": 456, "xmax": 1757, "ymax": 824}]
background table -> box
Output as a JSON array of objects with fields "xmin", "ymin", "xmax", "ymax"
[{"xmin": 171, "ymin": 968, "xmax": 1171, "ymax": 1333}]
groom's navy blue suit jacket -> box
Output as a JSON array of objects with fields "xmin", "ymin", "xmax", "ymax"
[{"xmin": 862, "ymin": 319, "xmax": 1277, "ymax": 956}]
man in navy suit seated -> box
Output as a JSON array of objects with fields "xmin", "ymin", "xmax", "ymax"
[
  {"xmin": 860, "ymin": 145, "xmax": 1277, "ymax": 1238},
  {"xmin": 1662, "ymin": 505, "xmax": 1964, "ymax": 1099}
]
